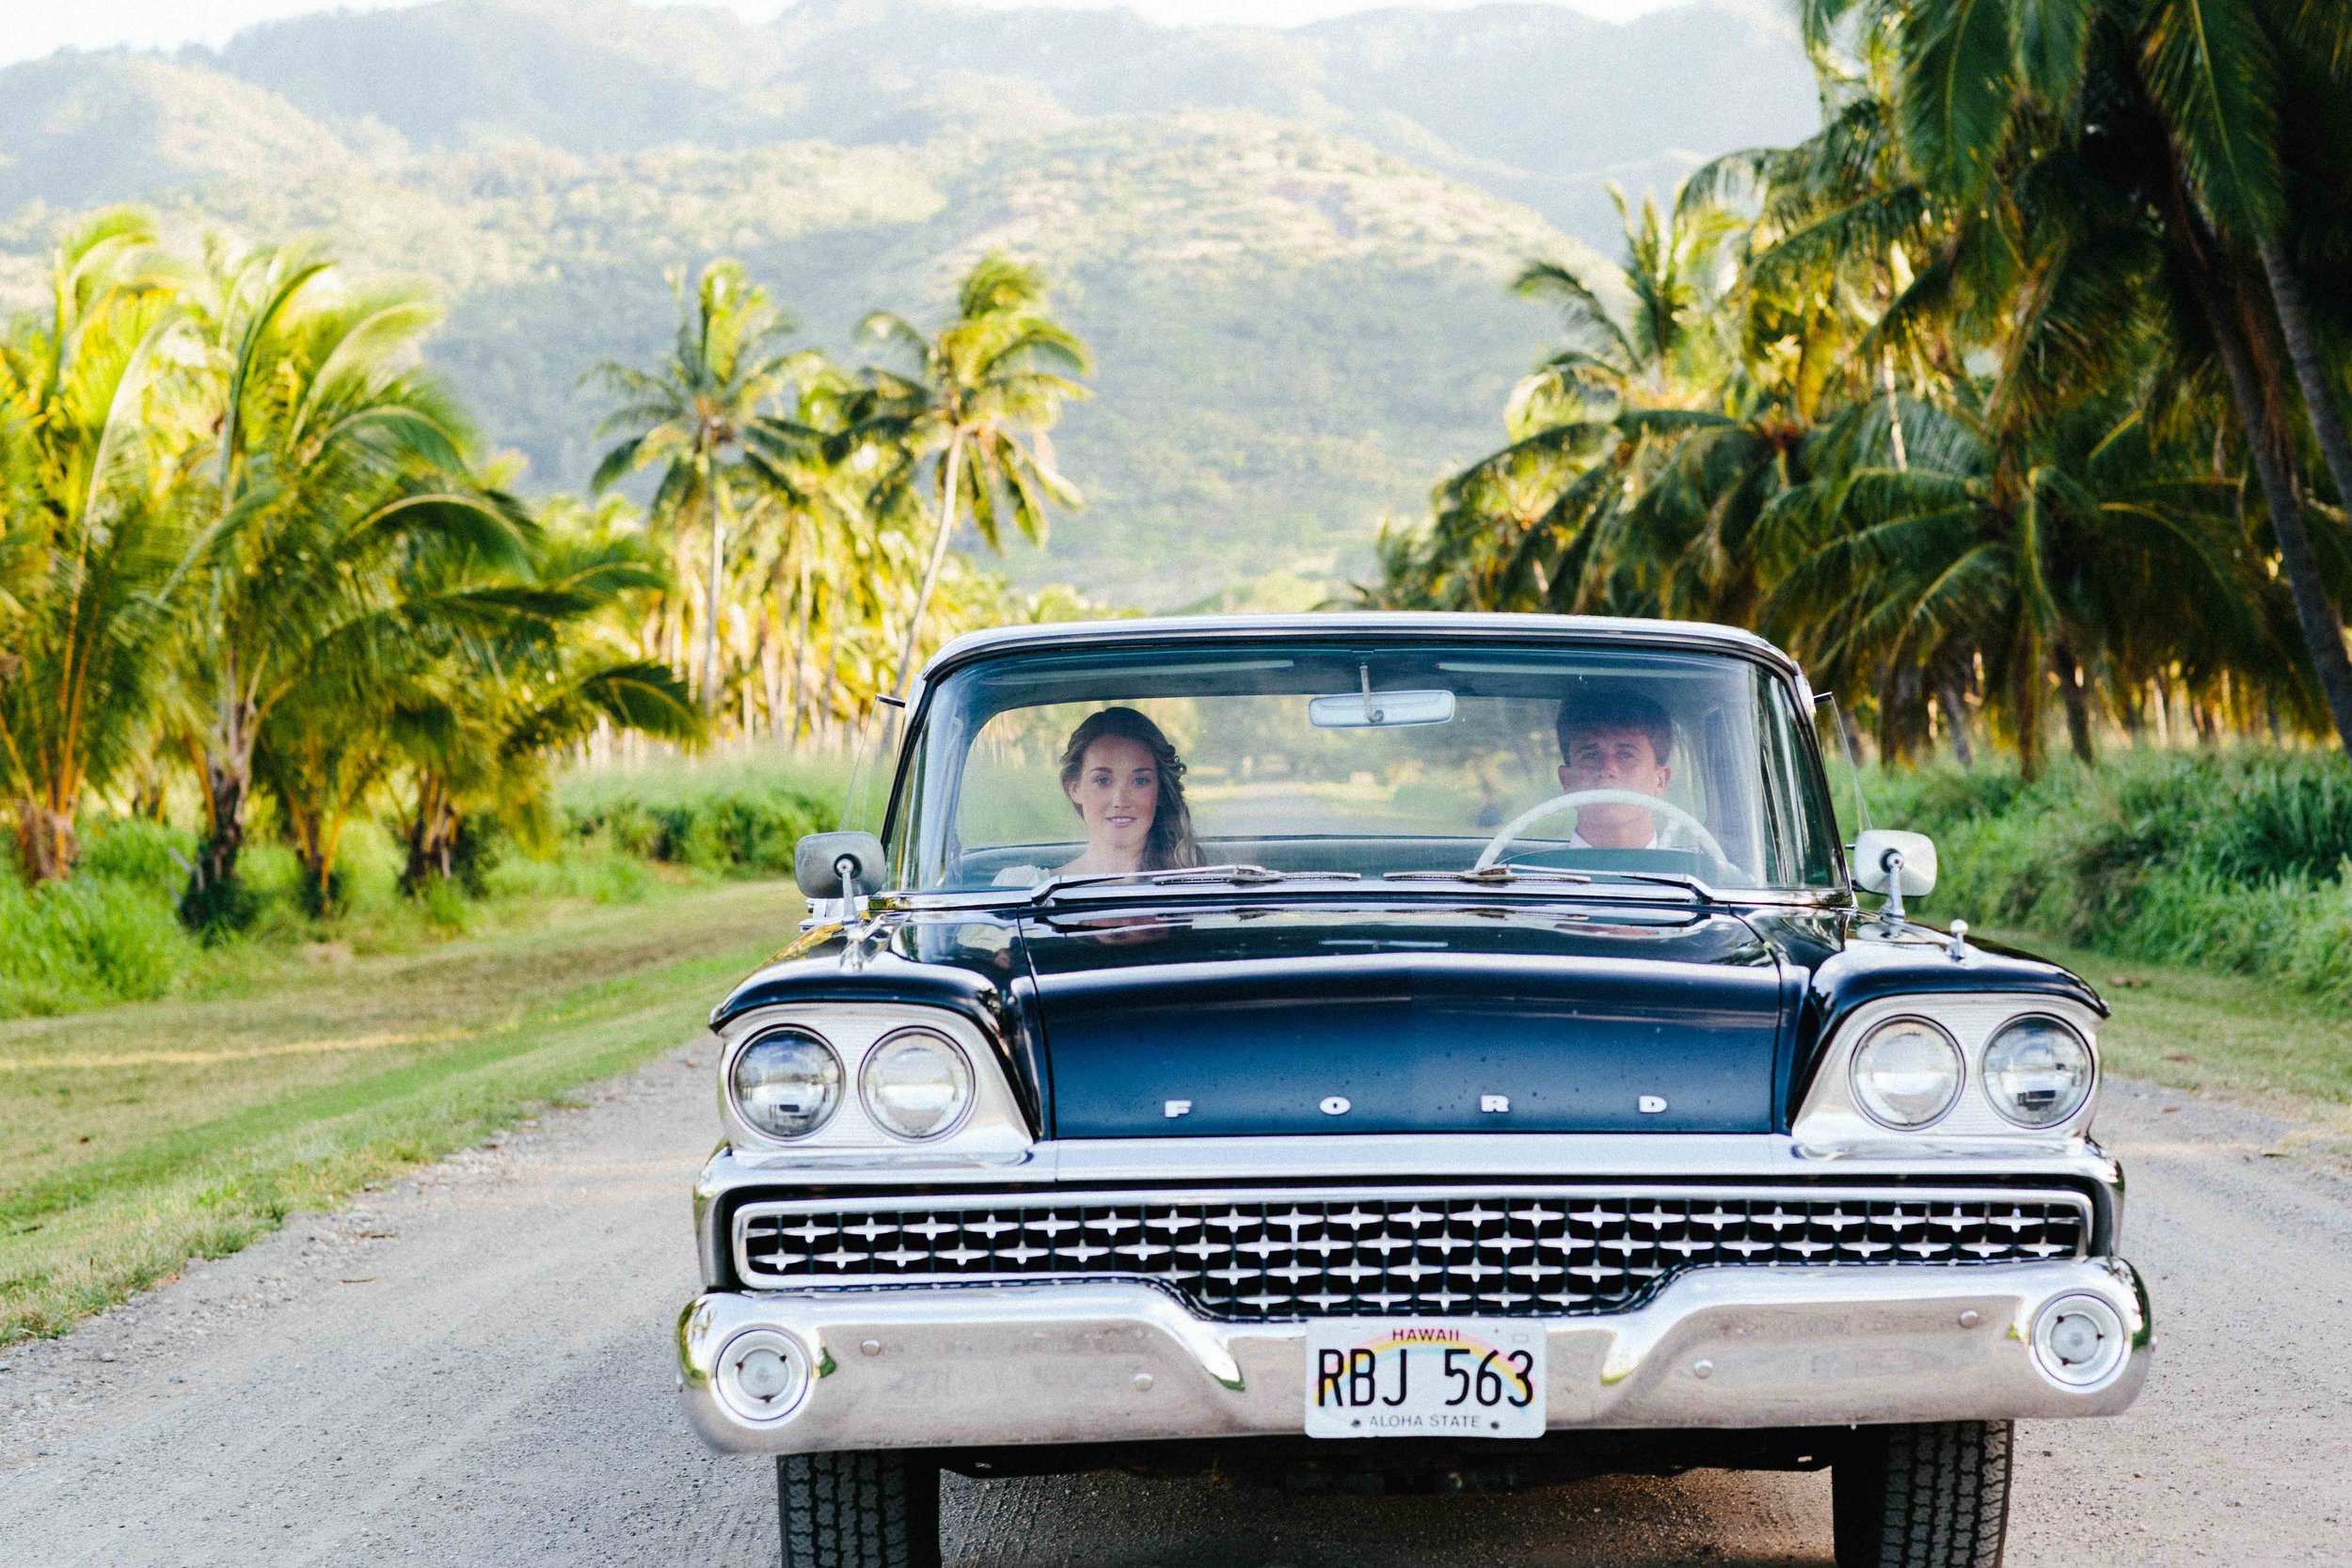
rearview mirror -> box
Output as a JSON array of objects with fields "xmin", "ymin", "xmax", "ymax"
[
  {"xmin": 1852, "ymin": 828, "xmax": 1937, "ymax": 904},
  {"xmin": 794, "ymin": 831, "xmax": 887, "ymax": 900},
  {"xmin": 1308, "ymin": 688, "xmax": 1455, "ymax": 729}
]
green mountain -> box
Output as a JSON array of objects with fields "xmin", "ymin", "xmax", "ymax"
[{"xmin": 0, "ymin": 0, "xmax": 1814, "ymax": 608}]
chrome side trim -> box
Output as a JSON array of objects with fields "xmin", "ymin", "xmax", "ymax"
[
  {"xmin": 677, "ymin": 1256, "xmax": 2151, "ymax": 1455},
  {"xmin": 700, "ymin": 1132, "xmax": 2125, "ymax": 1187},
  {"xmin": 1044, "ymin": 1132, "xmax": 2122, "ymax": 1185}
]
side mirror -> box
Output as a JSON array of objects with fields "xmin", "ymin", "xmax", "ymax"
[
  {"xmin": 794, "ymin": 831, "xmax": 887, "ymax": 901},
  {"xmin": 1852, "ymin": 828, "xmax": 1937, "ymax": 919}
]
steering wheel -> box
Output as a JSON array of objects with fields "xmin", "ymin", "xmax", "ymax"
[{"xmin": 1475, "ymin": 788, "xmax": 1730, "ymax": 870}]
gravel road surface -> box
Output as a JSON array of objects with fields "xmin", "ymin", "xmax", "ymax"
[{"xmin": 3, "ymin": 1039, "xmax": 2346, "ymax": 1567}]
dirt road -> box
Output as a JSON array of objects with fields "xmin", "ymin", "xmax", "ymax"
[{"xmin": 2, "ymin": 1039, "xmax": 2345, "ymax": 1567}]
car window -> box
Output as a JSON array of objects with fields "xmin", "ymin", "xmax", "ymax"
[{"xmin": 897, "ymin": 641, "xmax": 1839, "ymax": 893}]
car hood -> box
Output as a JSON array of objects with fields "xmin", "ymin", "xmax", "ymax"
[{"xmin": 1015, "ymin": 899, "xmax": 1797, "ymax": 1138}]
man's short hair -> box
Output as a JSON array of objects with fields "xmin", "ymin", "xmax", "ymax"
[{"xmin": 1556, "ymin": 689, "xmax": 1676, "ymax": 766}]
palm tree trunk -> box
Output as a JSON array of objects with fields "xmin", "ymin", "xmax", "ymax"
[
  {"xmin": 9, "ymin": 801, "xmax": 74, "ymax": 883},
  {"xmin": 2256, "ymin": 234, "xmax": 2352, "ymax": 517},
  {"xmin": 1936, "ymin": 679, "xmax": 1974, "ymax": 769},
  {"xmin": 402, "ymin": 773, "xmax": 456, "ymax": 893},
  {"xmin": 788, "ymin": 565, "xmax": 813, "ymax": 744},
  {"xmin": 291, "ymin": 795, "xmax": 346, "ymax": 918},
  {"xmin": 1883, "ymin": 354, "xmax": 1909, "ymax": 471},
  {"xmin": 818, "ymin": 624, "xmax": 841, "ymax": 748},
  {"xmin": 183, "ymin": 682, "xmax": 256, "ymax": 928},
  {"xmin": 190, "ymin": 758, "xmax": 247, "ymax": 903},
  {"xmin": 2053, "ymin": 641, "xmax": 2095, "ymax": 766},
  {"xmin": 2012, "ymin": 627, "xmax": 2045, "ymax": 784},
  {"xmin": 2203, "ymin": 285, "xmax": 2352, "ymax": 755},
  {"xmin": 669, "ymin": 510, "xmax": 691, "ymax": 677},
  {"xmin": 893, "ymin": 433, "xmax": 965, "ymax": 698},
  {"xmin": 2157, "ymin": 166, "xmax": 2352, "ymax": 756},
  {"xmin": 700, "ymin": 480, "xmax": 727, "ymax": 716}
]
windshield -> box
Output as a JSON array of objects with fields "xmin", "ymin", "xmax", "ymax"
[{"xmin": 889, "ymin": 640, "xmax": 1840, "ymax": 895}]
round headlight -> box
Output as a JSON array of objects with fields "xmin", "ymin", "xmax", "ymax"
[
  {"xmin": 1848, "ymin": 1017, "xmax": 1963, "ymax": 1129},
  {"xmin": 859, "ymin": 1027, "xmax": 975, "ymax": 1141},
  {"xmin": 730, "ymin": 1028, "xmax": 842, "ymax": 1140},
  {"xmin": 1983, "ymin": 1015, "xmax": 2095, "ymax": 1128}
]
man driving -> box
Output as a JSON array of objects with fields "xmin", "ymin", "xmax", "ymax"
[{"xmin": 1555, "ymin": 689, "xmax": 1676, "ymax": 849}]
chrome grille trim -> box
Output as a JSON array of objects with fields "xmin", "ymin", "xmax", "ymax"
[{"xmin": 733, "ymin": 1184, "xmax": 2093, "ymax": 1320}]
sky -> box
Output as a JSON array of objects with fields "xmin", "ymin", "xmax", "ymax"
[{"xmin": 0, "ymin": 0, "xmax": 1694, "ymax": 69}]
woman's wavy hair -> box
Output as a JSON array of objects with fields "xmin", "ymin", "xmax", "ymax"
[{"xmin": 1057, "ymin": 707, "xmax": 1203, "ymax": 870}]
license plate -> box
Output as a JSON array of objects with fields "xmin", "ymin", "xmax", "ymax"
[{"xmin": 1303, "ymin": 1319, "xmax": 1546, "ymax": 1439}]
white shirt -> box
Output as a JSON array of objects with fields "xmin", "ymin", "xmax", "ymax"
[{"xmin": 1566, "ymin": 829, "xmax": 1660, "ymax": 850}]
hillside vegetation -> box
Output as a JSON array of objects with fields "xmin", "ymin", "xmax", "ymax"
[{"xmin": 0, "ymin": 0, "xmax": 1813, "ymax": 606}]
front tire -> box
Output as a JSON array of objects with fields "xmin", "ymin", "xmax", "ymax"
[
  {"xmin": 776, "ymin": 1452, "xmax": 942, "ymax": 1568},
  {"xmin": 1833, "ymin": 1420, "xmax": 2012, "ymax": 1568}
]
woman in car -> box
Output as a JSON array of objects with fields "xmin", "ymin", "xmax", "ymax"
[{"xmin": 1056, "ymin": 706, "xmax": 1203, "ymax": 874}]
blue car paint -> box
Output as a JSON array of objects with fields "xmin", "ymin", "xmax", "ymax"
[
  {"xmin": 714, "ymin": 893, "xmax": 2106, "ymax": 1141},
  {"xmin": 1014, "ymin": 903, "xmax": 1788, "ymax": 1138}
]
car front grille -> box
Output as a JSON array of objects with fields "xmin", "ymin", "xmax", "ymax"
[{"xmin": 734, "ymin": 1187, "xmax": 2091, "ymax": 1320}]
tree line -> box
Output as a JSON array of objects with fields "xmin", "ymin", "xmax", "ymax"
[
  {"xmin": 1361, "ymin": 0, "xmax": 2352, "ymax": 776},
  {"xmin": 0, "ymin": 214, "xmax": 1091, "ymax": 921}
]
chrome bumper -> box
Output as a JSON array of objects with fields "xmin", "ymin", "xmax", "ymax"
[{"xmin": 678, "ymin": 1257, "xmax": 2150, "ymax": 1455}]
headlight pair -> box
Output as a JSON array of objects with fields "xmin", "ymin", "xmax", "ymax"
[
  {"xmin": 729, "ymin": 1024, "xmax": 975, "ymax": 1143},
  {"xmin": 1849, "ymin": 1013, "xmax": 2093, "ymax": 1132}
]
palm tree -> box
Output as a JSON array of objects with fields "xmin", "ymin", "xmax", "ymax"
[
  {"xmin": 253, "ymin": 669, "xmax": 396, "ymax": 915},
  {"xmin": 389, "ymin": 526, "xmax": 700, "ymax": 892},
  {"xmin": 1375, "ymin": 184, "xmax": 1743, "ymax": 619},
  {"xmin": 1761, "ymin": 395, "xmax": 2271, "ymax": 775},
  {"xmin": 854, "ymin": 252, "xmax": 1090, "ymax": 695},
  {"xmin": 1794, "ymin": 0, "xmax": 2352, "ymax": 752},
  {"xmin": 173, "ymin": 243, "xmax": 528, "ymax": 927},
  {"xmin": 738, "ymin": 359, "xmax": 900, "ymax": 741},
  {"xmin": 0, "ymin": 211, "xmax": 192, "ymax": 881},
  {"xmin": 586, "ymin": 261, "xmax": 803, "ymax": 717},
  {"xmin": 1516, "ymin": 184, "xmax": 1740, "ymax": 409}
]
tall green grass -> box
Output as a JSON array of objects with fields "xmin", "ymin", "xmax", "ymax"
[
  {"xmin": 0, "ymin": 755, "xmax": 847, "ymax": 1021},
  {"xmin": 556, "ymin": 750, "xmax": 846, "ymax": 875},
  {"xmin": 1869, "ymin": 751, "xmax": 2352, "ymax": 1005},
  {"xmin": 0, "ymin": 823, "xmax": 199, "ymax": 1016}
]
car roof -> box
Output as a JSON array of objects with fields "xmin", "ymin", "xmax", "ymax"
[{"xmin": 915, "ymin": 611, "xmax": 1804, "ymax": 696}]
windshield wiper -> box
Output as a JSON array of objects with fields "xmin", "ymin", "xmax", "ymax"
[
  {"xmin": 1571, "ymin": 867, "xmax": 1712, "ymax": 897},
  {"xmin": 1029, "ymin": 863, "xmax": 1358, "ymax": 900},
  {"xmin": 1385, "ymin": 865, "xmax": 1592, "ymax": 886},
  {"xmin": 1385, "ymin": 863, "xmax": 1708, "ymax": 898}
]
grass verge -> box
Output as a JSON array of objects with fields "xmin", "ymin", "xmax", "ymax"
[
  {"xmin": 1864, "ymin": 752, "xmax": 2352, "ymax": 1006},
  {"xmin": 1991, "ymin": 927, "xmax": 2352, "ymax": 1112},
  {"xmin": 0, "ymin": 879, "xmax": 800, "ymax": 1345}
]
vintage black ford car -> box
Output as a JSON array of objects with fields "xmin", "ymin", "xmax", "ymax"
[{"xmin": 677, "ymin": 613, "xmax": 2149, "ymax": 1568}]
